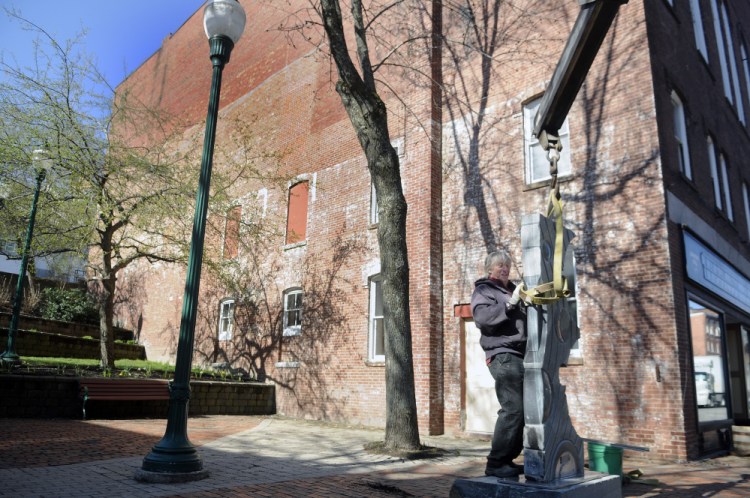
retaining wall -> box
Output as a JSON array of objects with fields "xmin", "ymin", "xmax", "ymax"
[
  {"xmin": 0, "ymin": 312, "xmax": 132, "ymax": 341},
  {"xmin": 0, "ymin": 329, "xmax": 144, "ymax": 360},
  {"xmin": 0, "ymin": 375, "xmax": 275, "ymax": 419}
]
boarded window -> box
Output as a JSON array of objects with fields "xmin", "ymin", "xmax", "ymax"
[
  {"xmin": 286, "ymin": 181, "xmax": 309, "ymax": 245},
  {"xmin": 223, "ymin": 205, "xmax": 242, "ymax": 259}
]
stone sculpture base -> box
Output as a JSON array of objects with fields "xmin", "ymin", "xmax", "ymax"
[{"xmin": 449, "ymin": 471, "xmax": 621, "ymax": 498}]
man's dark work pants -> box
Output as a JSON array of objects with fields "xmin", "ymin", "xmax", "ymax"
[{"xmin": 487, "ymin": 352, "xmax": 524, "ymax": 469}]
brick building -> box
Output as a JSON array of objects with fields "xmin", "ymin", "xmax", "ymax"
[{"xmin": 116, "ymin": 0, "xmax": 750, "ymax": 461}]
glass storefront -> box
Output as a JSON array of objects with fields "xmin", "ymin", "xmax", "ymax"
[
  {"xmin": 688, "ymin": 300, "xmax": 730, "ymax": 423},
  {"xmin": 683, "ymin": 231, "xmax": 750, "ymax": 455}
]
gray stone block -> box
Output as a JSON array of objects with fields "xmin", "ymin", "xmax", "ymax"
[{"xmin": 449, "ymin": 472, "xmax": 622, "ymax": 498}]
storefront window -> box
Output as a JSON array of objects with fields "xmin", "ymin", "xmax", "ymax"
[{"xmin": 689, "ymin": 300, "xmax": 730, "ymax": 423}]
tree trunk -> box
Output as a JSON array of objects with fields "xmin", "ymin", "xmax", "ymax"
[
  {"xmin": 98, "ymin": 273, "xmax": 117, "ymax": 369},
  {"xmin": 320, "ymin": 0, "xmax": 420, "ymax": 451},
  {"xmin": 97, "ymin": 224, "xmax": 117, "ymax": 369}
]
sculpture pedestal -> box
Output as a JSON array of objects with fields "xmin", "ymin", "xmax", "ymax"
[{"xmin": 449, "ymin": 471, "xmax": 622, "ymax": 498}]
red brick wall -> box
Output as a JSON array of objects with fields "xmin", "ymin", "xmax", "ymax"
[
  {"xmin": 117, "ymin": 0, "xmax": 445, "ymax": 433},
  {"xmin": 439, "ymin": 0, "xmax": 690, "ymax": 461},
  {"xmin": 113, "ymin": 0, "xmax": 750, "ymax": 461}
]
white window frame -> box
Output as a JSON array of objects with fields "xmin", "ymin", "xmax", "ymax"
[
  {"xmin": 370, "ymin": 177, "xmax": 379, "ymax": 225},
  {"xmin": 283, "ymin": 288, "xmax": 303, "ymax": 336},
  {"xmin": 742, "ymin": 182, "xmax": 750, "ymax": 238},
  {"xmin": 523, "ymin": 97, "xmax": 571, "ymax": 185},
  {"xmin": 671, "ymin": 91, "xmax": 692, "ymax": 180},
  {"xmin": 218, "ymin": 299, "xmax": 235, "ymax": 341},
  {"xmin": 719, "ymin": 154, "xmax": 734, "ymax": 221},
  {"xmin": 564, "ymin": 250, "xmax": 581, "ymax": 361},
  {"xmin": 368, "ymin": 275, "xmax": 385, "ymax": 362},
  {"xmin": 689, "ymin": 0, "xmax": 708, "ymax": 61}
]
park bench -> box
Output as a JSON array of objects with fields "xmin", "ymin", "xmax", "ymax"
[{"xmin": 79, "ymin": 378, "xmax": 170, "ymax": 419}]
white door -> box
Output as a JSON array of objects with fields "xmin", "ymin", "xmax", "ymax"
[{"xmin": 465, "ymin": 320, "xmax": 499, "ymax": 433}]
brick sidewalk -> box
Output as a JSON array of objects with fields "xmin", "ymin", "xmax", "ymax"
[
  {"xmin": 0, "ymin": 416, "xmax": 264, "ymax": 469},
  {"xmin": 0, "ymin": 416, "xmax": 748, "ymax": 497}
]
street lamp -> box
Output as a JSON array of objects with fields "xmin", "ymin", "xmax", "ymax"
[
  {"xmin": 136, "ymin": 0, "xmax": 245, "ymax": 482},
  {"xmin": 1, "ymin": 150, "xmax": 49, "ymax": 365}
]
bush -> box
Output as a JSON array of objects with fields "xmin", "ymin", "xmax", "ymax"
[{"xmin": 40, "ymin": 288, "xmax": 99, "ymax": 324}]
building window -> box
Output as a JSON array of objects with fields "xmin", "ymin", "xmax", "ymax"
[
  {"xmin": 671, "ymin": 91, "xmax": 692, "ymax": 180},
  {"xmin": 711, "ymin": 0, "xmax": 743, "ymax": 123},
  {"xmin": 285, "ymin": 181, "xmax": 309, "ymax": 245},
  {"xmin": 741, "ymin": 42, "xmax": 750, "ymax": 126},
  {"xmin": 719, "ymin": 154, "xmax": 734, "ymax": 221},
  {"xmin": 368, "ymin": 275, "xmax": 385, "ymax": 362},
  {"xmin": 743, "ymin": 182, "xmax": 750, "ymax": 238},
  {"xmin": 523, "ymin": 97, "xmax": 571, "ymax": 185},
  {"xmin": 218, "ymin": 299, "xmax": 235, "ymax": 341},
  {"xmin": 1, "ymin": 239, "xmax": 18, "ymax": 257},
  {"xmin": 223, "ymin": 205, "xmax": 241, "ymax": 259},
  {"xmin": 708, "ymin": 137, "xmax": 734, "ymax": 221},
  {"xmin": 708, "ymin": 137, "xmax": 723, "ymax": 211},
  {"xmin": 283, "ymin": 288, "xmax": 303, "ymax": 336},
  {"xmin": 689, "ymin": 0, "xmax": 708, "ymax": 61},
  {"xmin": 370, "ymin": 177, "xmax": 379, "ymax": 225}
]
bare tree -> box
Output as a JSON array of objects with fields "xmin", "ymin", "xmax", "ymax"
[{"xmin": 309, "ymin": 0, "xmax": 421, "ymax": 450}]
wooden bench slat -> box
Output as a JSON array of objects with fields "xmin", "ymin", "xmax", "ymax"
[{"xmin": 78, "ymin": 379, "xmax": 170, "ymax": 418}]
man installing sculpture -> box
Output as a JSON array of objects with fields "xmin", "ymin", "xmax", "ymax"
[{"xmin": 471, "ymin": 250, "xmax": 529, "ymax": 478}]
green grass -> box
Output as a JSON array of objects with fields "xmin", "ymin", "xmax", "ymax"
[
  {"xmin": 15, "ymin": 357, "xmax": 247, "ymax": 380},
  {"xmin": 23, "ymin": 356, "xmax": 176, "ymax": 372}
]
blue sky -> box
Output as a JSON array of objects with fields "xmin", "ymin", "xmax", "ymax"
[{"xmin": 0, "ymin": 1, "xmax": 206, "ymax": 88}]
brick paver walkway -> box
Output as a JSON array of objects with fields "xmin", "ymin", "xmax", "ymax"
[
  {"xmin": 0, "ymin": 416, "xmax": 748, "ymax": 497},
  {"xmin": 0, "ymin": 416, "xmax": 264, "ymax": 469}
]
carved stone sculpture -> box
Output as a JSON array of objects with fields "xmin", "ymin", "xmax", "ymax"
[{"xmin": 521, "ymin": 212, "xmax": 582, "ymax": 482}]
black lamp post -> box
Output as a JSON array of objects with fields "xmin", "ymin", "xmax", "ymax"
[
  {"xmin": 136, "ymin": 0, "xmax": 245, "ymax": 482},
  {"xmin": 1, "ymin": 150, "xmax": 49, "ymax": 365}
]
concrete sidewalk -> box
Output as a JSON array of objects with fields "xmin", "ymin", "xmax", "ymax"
[{"xmin": 0, "ymin": 415, "xmax": 748, "ymax": 497}]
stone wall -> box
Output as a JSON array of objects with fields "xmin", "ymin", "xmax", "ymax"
[
  {"xmin": 0, "ymin": 375, "xmax": 275, "ymax": 419},
  {"xmin": 0, "ymin": 329, "xmax": 145, "ymax": 360},
  {"xmin": 0, "ymin": 312, "xmax": 132, "ymax": 341}
]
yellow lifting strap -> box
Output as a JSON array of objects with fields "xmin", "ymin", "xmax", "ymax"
[{"xmin": 520, "ymin": 130, "xmax": 570, "ymax": 304}]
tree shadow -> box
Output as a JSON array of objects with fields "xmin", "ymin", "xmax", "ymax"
[
  {"xmin": 555, "ymin": 11, "xmax": 686, "ymax": 457},
  {"xmin": 193, "ymin": 232, "xmax": 369, "ymax": 421},
  {"xmin": 441, "ymin": 0, "xmax": 563, "ymax": 257}
]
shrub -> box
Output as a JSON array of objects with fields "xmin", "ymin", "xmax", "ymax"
[
  {"xmin": 22, "ymin": 284, "xmax": 42, "ymax": 315},
  {"xmin": 40, "ymin": 288, "xmax": 99, "ymax": 324}
]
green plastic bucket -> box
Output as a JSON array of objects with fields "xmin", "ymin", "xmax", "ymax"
[{"xmin": 587, "ymin": 442, "xmax": 623, "ymax": 476}]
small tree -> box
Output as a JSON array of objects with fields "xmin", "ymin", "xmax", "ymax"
[{"xmin": 0, "ymin": 12, "xmax": 196, "ymax": 367}]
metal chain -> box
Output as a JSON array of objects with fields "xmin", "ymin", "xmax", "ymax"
[{"xmin": 547, "ymin": 138, "xmax": 562, "ymax": 200}]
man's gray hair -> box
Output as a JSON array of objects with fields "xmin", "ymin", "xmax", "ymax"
[{"xmin": 484, "ymin": 250, "xmax": 512, "ymax": 274}]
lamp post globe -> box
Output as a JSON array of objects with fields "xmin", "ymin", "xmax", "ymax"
[
  {"xmin": 1, "ymin": 150, "xmax": 49, "ymax": 365},
  {"xmin": 204, "ymin": 0, "xmax": 246, "ymax": 44},
  {"xmin": 137, "ymin": 0, "xmax": 245, "ymax": 482}
]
